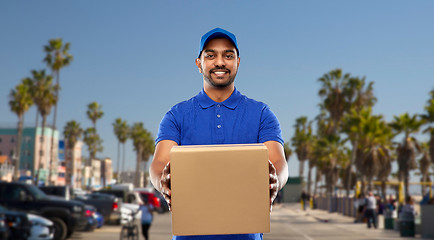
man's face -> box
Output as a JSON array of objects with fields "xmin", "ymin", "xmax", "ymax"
[{"xmin": 195, "ymin": 38, "xmax": 240, "ymax": 88}]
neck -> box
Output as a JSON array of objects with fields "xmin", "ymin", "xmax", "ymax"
[{"xmin": 203, "ymin": 83, "xmax": 235, "ymax": 102}]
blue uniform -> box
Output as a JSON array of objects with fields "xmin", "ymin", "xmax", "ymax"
[{"xmin": 156, "ymin": 88, "xmax": 283, "ymax": 240}]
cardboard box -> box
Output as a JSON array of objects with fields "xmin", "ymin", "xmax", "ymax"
[{"xmin": 170, "ymin": 144, "xmax": 270, "ymax": 236}]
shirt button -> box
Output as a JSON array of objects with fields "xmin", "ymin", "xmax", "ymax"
[
  {"xmin": 217, "ymin": 104, "xmax": 220, "ymax": 108},
  {"xmin": 217, "ymin": 114, "xmax": 221, "ymax": 118},
  {"xmin": 217, "ymin": 125, "xmax": 221, "ymax": 128}
]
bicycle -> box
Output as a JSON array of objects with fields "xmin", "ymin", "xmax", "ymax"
[{"xmin": 120, "ymin": 211, "xmax": 139, "ymax": 240}]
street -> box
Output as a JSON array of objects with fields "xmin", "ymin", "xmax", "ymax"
[{"xmin": 73, "ymin": 203, "xmax": 426, "ymax": 240}]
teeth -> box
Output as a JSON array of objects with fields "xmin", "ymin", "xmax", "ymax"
[{"xmin": 214, "ymin": 72, "xmax": 226, "ymax": 74}]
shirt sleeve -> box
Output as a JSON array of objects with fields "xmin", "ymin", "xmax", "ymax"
[
  {"xmin": 258, "ymin": 105, "xmax": 284, "ymax": 145},
  {"xmin": 155, "ymin": 109, "xmax": 181, "ymax": 145}
]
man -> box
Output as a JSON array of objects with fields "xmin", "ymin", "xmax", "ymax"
[
  {"xmin": 365, "ymin": 191, "xmax": 377, "ymax": 229},
  {"xmin": 150, "ymin": 28, "xmax": 289, "ymax": 240}
]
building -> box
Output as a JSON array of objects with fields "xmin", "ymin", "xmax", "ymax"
[
  {"xmin": 0, "ymin": 127, "xmax": 59, "ymax": 184},
  {"xmin": 62, "ymin": 140, "xmax": 83, "ymax": 189},
  {"xmin": 81, "ymin": 157, "xmax": 113, "ymax": 189},
  {"xmin": 101, "ymin": 157, "xmax": 113, "ymax": 187},
  {"xmin": 0, "ymin": 155, "xmax": 14, "ymax": 181}
]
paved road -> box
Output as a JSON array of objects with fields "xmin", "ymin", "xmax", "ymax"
[{"xmin": 73, "ymin": 203, "xmax": 427, "ymax": 240}]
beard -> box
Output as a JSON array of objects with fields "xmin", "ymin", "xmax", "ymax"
[{"xmin": 202, "ymin": 66, "xmax": 236, "ymax": 88}]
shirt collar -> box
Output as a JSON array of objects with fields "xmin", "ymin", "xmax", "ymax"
[{"xmin": 197, "ymin": 88, "xmax": 242, "ymax": 110}]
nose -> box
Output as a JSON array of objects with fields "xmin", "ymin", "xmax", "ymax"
[{"xmin": 214, "ymin": 55, "xmax": 225, "ymax": 68}]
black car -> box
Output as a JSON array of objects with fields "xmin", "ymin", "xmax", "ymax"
[
  {"xmin": 0, "ymin": 181, "xmax": 87, "ymax": 240},
  {"xmin": 0, "ymin": 205, "xmax": 31, "ymax": 240}
]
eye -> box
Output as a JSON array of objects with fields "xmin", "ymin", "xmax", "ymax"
[
  {"xmin": 205, "ymin": 53, "xmax": 214, "ymax": 58},
  {"xmin": 225, "ymin": 55, "xmax": 234, "ymax": 59}
]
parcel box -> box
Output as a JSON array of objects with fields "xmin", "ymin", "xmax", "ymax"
[{"xmin": 170, "ymin": 144, "xmax": 270, "ymax": 236}]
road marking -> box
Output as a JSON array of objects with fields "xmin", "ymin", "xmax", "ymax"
[{"xmin": 286, "ymin": 223, "xmax": 314, "ymax": 240}]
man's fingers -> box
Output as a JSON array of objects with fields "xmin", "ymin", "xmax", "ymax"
[
  {"xmin": 268, "ymin": 160, "xmax": 276, "ymax": 174},
  {"xmin": 163, "ymin": 162, "xmax": 171, "ymax": 174}
]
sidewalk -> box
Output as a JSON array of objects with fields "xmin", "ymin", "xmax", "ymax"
[{"xmin": 274, "ymin": 203, "xmax": 431, "ymax": 240}]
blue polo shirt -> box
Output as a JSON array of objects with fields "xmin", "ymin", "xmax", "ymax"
[{"xmin": 156, "ymin": 88, "xmax": 283, "ymax": 240}]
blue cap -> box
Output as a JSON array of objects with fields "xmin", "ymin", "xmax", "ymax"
[{"xmin": 198, "ymin": 28, "xmax": 239, "ymax": 58}]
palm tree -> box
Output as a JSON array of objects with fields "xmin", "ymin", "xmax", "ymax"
[
  {"xmin": 44, "ymin": 38, "xmax": 73, "ymax": 185},
  {"xmin": 113, "ymin": 118, "xmax": 129, "ymax": 183},
  {"xmin": 318, "ymin": 69, "xmax": 351, "ymax": 135},
  {"xmin": 140, "ymin": 135, "xmax": 155, "ymax": 187},
  {"xmin": 418, "ymin": 142, "xmax": 431, "ymax": 196},
  {"xmin": 83, "ymin": 127, "xmax": 103, "ymax": 186},
  {"xmin": 63, "ymin": 120, "xmax": 83, "ymax": 188},
  {"xmin": 314, "ymin": 134, "xmax": 348, "ymax": 196},
  {"xmin": 9, "ymin": 80, "xmax": 34, "ymax": 181},
  {"xmin": 420, "ymin": 89, "xmax": 434, "ymax": 165},
  {"xmin": 389, "ymin": 113, "xmax": 423, "ymax": 197},
  {"xmin": 341, "ymin": 77, "xmax": 377, "ymax": 196},
  {"xmin": 86, "ymin": 102, "xmax": 104, "ymax": 131},
  {"xmin": 130, "ymin": 123, "xmax": 153, "ymax": 188},
  {"xmin": 30, "ymin": 70, "xmax": 58, "ymax": 185},
  {"xmin": 355, "ymin": 109, "xmax": 393, "ymax": 192},
  {"xmin": 291, "ymin": 116, "xmax": 313, "ymax": 193},
  {"xmin": 283, "ymin": 142, "xmax": 292, "ymax": 161}
]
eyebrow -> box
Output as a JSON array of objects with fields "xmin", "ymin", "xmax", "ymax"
[{"xmin": 204, "ymin": 49, "xmax": 235, "ymax": 54}]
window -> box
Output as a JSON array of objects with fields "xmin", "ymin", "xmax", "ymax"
[
  {"xmin": 10, "ymin": 138, "xmax": 15, "ymax": 143},
  {"xmin": 0, "ymin": 151, "xmax": 2, "ymax": 155},
  {"xmin": 0, "ymin": 137, "xmax": 2, "ymax": 143},
  {"xmin": 3, "ymin": 185, "xmax": 29, "ymax": 201},
  {"xmin": 10, "ymin": 150, "xmax": 14, "ymax": 157}
]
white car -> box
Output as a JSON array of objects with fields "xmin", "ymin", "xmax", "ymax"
[{"xmin": 27, "ymin": 214, "xmax": 54, "ymax": 240}]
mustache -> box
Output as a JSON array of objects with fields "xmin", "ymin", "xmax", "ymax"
[{"xmin": 209, "ymin": 67, "xmax": 230, "ymax": 74}]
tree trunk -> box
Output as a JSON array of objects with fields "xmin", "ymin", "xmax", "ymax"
[
  {"xmin": 13, "ymin": 115, "xmax": 24, "ymax": 181},
  {"xmin": 307, "ymin": 164, "xmax": 312, "ymax": 195},
  {"xmin": 361, "ymin": 175, "xmax": 367, "ymax": 195},
  {"xmin": 381, "ymin": 180, "xmax": 387, "ymax": 200},
  {"xmin": 404, "ymin": 172, "xmax": 410, "ymax": 198},
  {"xmin": 34, "ymin": 116, "xmax": 47, "ymax": 186},
  {"xmin": 346, "ymin": 138, "xmax": 358, "ymax": 197},
  {"xmin": 367, "ymin": 176, "xmax": 373, "ymax": 191},
  {"xmin": 430, "ymin": 134, "xmax": 434, "ymax": 164},
  {"xmin": 121, "ymin": 143, "xmax": 126, "ymax": 183},
  {"xmin": 48, "ymin": 70, "xmax": 60, "ymax": 186},
  {"xmin": 421, "ymin": 175, "xmax": 427, "ymax": 196},
  {"xmin": 313, "ymin": 168, "xmax": 320, "ymax": 196},
  {"xmin": 71, "ymin": 142, "xmax": 75, "ymax": 188},
  {"xmin": 116, "ymin": 141, "xmax": 120, "ymax": 183},
  {"xmin": 299, "ymin": 159, "xmax": 305, "ymax": 179},
  {"xmin": 134, "ymin": 148, "xmax": 142, "ymax": 188}
]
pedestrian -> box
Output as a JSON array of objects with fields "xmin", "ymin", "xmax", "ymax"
[
  {"xmin": 150, "ymin": 27, "xmax": 289, "ymax": 240},
  {"xmin": 301, "ymin": 191, "xmax": 309, "ymax": 211},
  {"xmin": 140, "ymin": 200, "xmax": 154, "ymax": 240},
  {"xmin": 400, "ymin": 196, "xmax": 417, "ymax": 220},
  {"xmin": 364, "ymin": 191, "xmax": 377, "ymax": 229},
  {"xmin": 354, "ymin": 194, "xmax": 365, "ymax": 223}
]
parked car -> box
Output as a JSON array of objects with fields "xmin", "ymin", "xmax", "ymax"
[
  {"xmin": 0, "ymin": 181, "xmax": 87, "ymax": 240},
  {"xmin": 27, "ymin": 213, "xmax": 54, "ymax": 240},
  {"xmin": 95, "ymin": 211, "xmax": 104, "ymax": 228},
  {"xmin": 135, "ymin": 191, "xmax": 161, "ymax": 211},
  {"xmin": 0, "ymin": 212, "xmax": 9, "ymax": 239},
  {"xmin": 0, "ymin": 204, "xmax": 31, "ymax": 240},
  {"xmin": 95, "ymin": 189, "xmax": 143, "ymax": 220},
  {"xmin": 78, "ymin": 205, "xmax": 98, "ymax": 232},
  {"xmin": 74, "ymin": 192, "xmax": 121, "ymax": 224},
  {"xmin": 39, "ymin": 186, "xmax": 72, "ymax": 200}
]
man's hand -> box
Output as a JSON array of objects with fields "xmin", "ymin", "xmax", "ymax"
[
  {"xmin": 269, "ymin": 160, "xmax": 279, "ymax": 212},
  {"xmin": 160, "ymin": 162, "xmax": 172, "ymax": 211}
]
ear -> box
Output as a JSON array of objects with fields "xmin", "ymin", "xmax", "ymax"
[
  {"xmin": 195, "ymin": 58, "xmax": 202, "ymax": 73},
  {"xmin": 237, "ymin": 56, "xmax": 240, "ymax": 68}
]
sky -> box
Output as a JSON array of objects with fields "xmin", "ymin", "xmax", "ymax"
[{"xmin": 1, "ymin": 1, "xmax": 433, "ymax": 186}]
